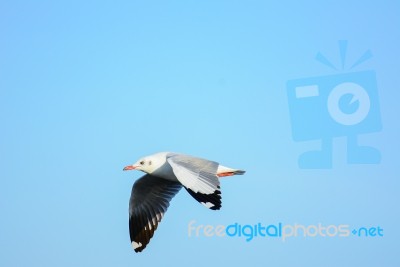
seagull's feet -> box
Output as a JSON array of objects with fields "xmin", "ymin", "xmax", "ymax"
[{"xmin": 217, "ymin": 170, "xmax": 246, "ymax": 177}]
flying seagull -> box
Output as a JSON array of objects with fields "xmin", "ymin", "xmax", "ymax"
[{"xmin": 123, "ymin": 152, "xmax": 245, "ymax": 252}]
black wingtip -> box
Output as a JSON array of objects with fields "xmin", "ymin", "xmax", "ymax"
[
  {"xmin": 209, "ymin": 204, "xmax": 221, "ymax": 210},
  {"xmin": 131, "ymin": 240, "xmax": 147, "ymax": 253},
  {"xmin": 185, "ymin": 188, "xmax": 222, "ymax": 210}
]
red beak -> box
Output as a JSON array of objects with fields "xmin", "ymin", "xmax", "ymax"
[{"xmin": 123, "ymin": 165, "xmax": 136, "ymax": 171}]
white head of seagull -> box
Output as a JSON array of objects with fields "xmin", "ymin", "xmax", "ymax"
[
  {"xmin": 123, "ymin": 152, "xmax": 168, "ymax": 174},
  {"xmin": 122, "ymin": 152, "xmax": 245, "ymax": 252}
]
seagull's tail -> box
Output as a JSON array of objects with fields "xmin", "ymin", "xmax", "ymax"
[{"xmin": 217, "ymin": 165, "xmax": 246, "ymax": 177}]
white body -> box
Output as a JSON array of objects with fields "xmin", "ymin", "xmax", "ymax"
[{"xmin": 128, "ymin": 152, "xmax": 242, "ymax": 180}]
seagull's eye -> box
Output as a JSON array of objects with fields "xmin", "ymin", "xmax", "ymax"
[{"xmin": 139, "ymin": 161, "xmax": 145, "ymax": 165}]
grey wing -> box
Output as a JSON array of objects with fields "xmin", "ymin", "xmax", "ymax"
[
  {"xmin": 129, "ymin": 174, "xmax": 182, "ymax": 252},
  {"xmin": 167, "ymin": 154, "xmax": 222, "ymax": 210}
]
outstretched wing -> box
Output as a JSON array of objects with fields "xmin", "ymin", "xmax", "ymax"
[
  {"xmin": 167, "ymin": 154, "xmax": 222, "ymax": 210},
  {"xmin": 129, "ymin": 174, "xmax": 182, "ymax": 252}
]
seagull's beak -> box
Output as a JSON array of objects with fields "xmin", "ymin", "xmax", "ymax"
[{"xmin": 123, "ymin": 165, "xmax": 136, "ymax": 171}]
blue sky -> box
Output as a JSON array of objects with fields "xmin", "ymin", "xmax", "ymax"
[{"xmin": 1, "ymin": 1, "xmax": 399, "ymax": 266}]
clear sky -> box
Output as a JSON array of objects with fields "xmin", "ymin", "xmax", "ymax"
[{"xmin": 1, "ymin": 1, "xmax": 399, "ymax": 266}]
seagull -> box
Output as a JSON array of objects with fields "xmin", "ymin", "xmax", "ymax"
[{"xmin": 123, "ymin": 152, "xmax": 245, "ymax": 252}]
